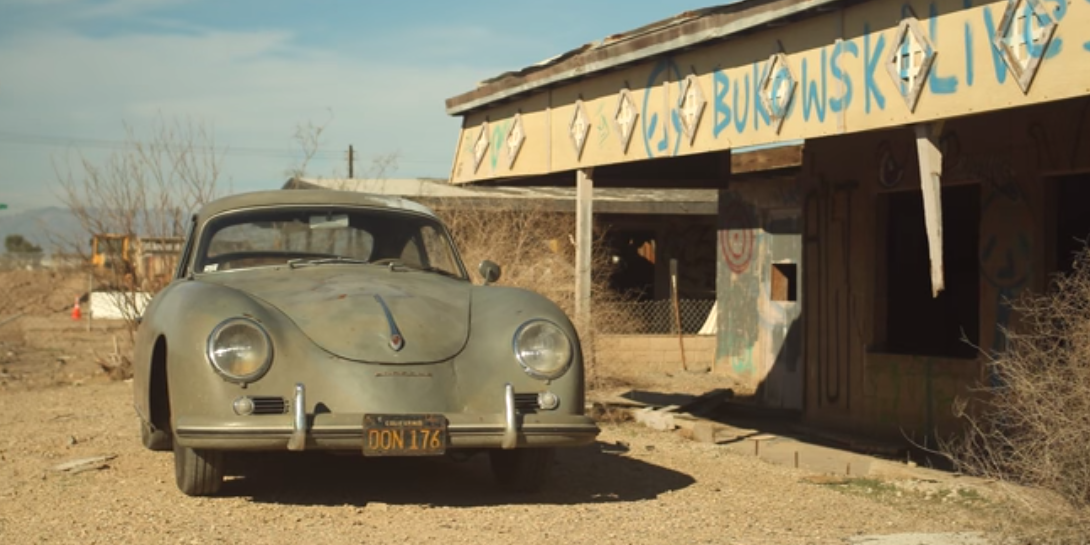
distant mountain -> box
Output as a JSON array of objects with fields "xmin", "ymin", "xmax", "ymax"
[{"xmin": 0, "ymin": 207, "xmax": 85, "ymax": 253}]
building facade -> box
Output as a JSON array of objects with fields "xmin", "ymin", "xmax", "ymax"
[{"xmin": 443, "ymin": 0, "xmax": 1090, "ymax": 442}]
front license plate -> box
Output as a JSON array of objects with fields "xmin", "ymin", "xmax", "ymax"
[{"xmin": 362, "ymin": 414, "xmax": 447, "ymax": 457}]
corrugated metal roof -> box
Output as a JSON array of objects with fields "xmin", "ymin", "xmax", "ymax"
[
  {"xmin": 446, "ymin": 0, "xmax": 846, "ymax": 116},
  {"xmin": 283, "ymin": 178, "xmax": 727, "ymax": 216}
]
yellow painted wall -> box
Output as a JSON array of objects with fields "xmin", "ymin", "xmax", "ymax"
[{"xmin": 451, "ymin": 0, "xmax": 1090, "ymax": 183}]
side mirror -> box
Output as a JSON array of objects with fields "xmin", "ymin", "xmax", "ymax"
[{"xmin": 479, "ymin": 260, "xmax": 502, "ymax": 285}]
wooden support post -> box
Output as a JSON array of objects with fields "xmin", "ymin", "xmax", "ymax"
[
  {"xmin": 575, "ymin": 168, "xmax": 594, "ymax": 333},
  {"xmin": 670, "ymin": 258, "xmax": 687, "ymax": 370},
  {"xmin": 915, "ymin": 122, "xmax": 945, "ymax": 297}
]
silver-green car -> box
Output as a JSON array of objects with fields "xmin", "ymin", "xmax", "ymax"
[{"xmin": 133, "ymin": 190, "xmax": 599, "ymax": 496}]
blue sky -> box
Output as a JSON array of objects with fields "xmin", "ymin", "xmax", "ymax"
[{"xmin": 0, "ymin": 0, "xmax": 720, "ymax": 213}]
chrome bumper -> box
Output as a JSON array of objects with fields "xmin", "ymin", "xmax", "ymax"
[
  {"xmin": 287, "ymin": 383, "xmax": 307, "ymax": 451},
  {"xmin": 502, "ymin": 383, "xmax": 518, "ymax": 450},
  {"xmin": 193, "ymin": 381, "xmax": 598, "ymax": 452}
]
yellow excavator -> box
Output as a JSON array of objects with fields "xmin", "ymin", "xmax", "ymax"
[{"xmin": 91, "ymin": 234, "xmax": 184, "ymax": 289}]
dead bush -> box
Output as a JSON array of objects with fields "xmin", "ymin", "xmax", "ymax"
[
  {"xmin": 53, "ymin": 114, "xmax": 228, "ymax": 337},
  {"xmin": 433, "ymin": 198, "xmax": 639, "ymax": 386},
  {"xmin": 945, "ymin": 246, "xmax": 1090, "ymax": 543}
]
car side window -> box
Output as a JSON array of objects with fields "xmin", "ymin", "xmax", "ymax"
[{"xmin": 420, "ymin": 224, "xmax": 458, "ymax": 275}]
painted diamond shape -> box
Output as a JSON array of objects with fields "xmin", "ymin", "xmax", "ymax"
[
  {"xmin": 569, "ymin": 99, "xmax": 590, "ymax": 159},
  {"xmin": 994, "ymin": 0, "xmax": 1058, "ymax": 94},
  {"xmin": 758, "ymin": 53, "xmax": 797, "ymax": 134},
  {"xmin": 678, "ymin": 75, "xmax": 706, "ymax": 145},
  {"xmin": 504, "ymin": 113, "xmax": 526, "ymax": 170},
  {"xmin": 471, "ymin": 121, "xmax": 490, "ymax": 174},
  {"xmin": 612, "ymin": 88, "xmax": 639, "ymax": 154},
  {"xmin": 884, "ymin": 17, "xmax": 936, "ymax": 112}
]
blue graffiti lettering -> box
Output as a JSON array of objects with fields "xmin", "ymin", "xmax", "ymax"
[
  {"xmin": 1018, "ymin": 1, "xmax": 1064, "ymax": 60},
  {"xmin": 641, "ymin": 58, "xmax": 684, "ymax": 159},
  {"xmin": 713, "ymin": 70, "xmax": 731, "ymax": 138},
  {"xmin": 753, "ymin": 62, "xmax": 771, "ymax": 130},
  {"xmin": 982, "ymin": 6, "xmax": 1008, "ymax": 84},
  {"xmin": 1041, "ymin": 0, "xmax": 1064, "ymax": 59},
  {"xmin": 964, "ymin": 22, "xmax": 975, "ymax": 85},
  {"xmin": 963, "ymin": 1, "xmax": 975, "ymax": 86},
  {"xmin": 830, "ymin": 40, "xmax": 858, "ymax": 113},
  {"xmin": 802, "ymin": 49, "xmax": 828, "ymax": 122},
  {"xmin": 864, "ymin": 24, "xmax": 886, "ymax": 113},
  {"xmin": 734, "ymin": 72, "xmax": 750, "ymax": 134},
  {"xmin": 1086, "ymin": 0, "xmax": 1090, "ymax": 52},
  {"xmin": 928, "ymin": 3, "xmax": 959, "ymax": 94}
]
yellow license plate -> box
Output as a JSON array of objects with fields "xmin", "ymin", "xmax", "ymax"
[{"xmin": 362, "ymin": 414, "xmax": 447, "ymax": 457}]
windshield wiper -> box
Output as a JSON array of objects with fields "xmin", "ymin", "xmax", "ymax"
[
  {"xmin": 370, "ymin": 260, "xmax": 462, "ymax": 279},
  {"xmin": 287, "ymin": 257, "xmax": 369, "ymax": 269},
  {"xmin": 411, "ymin": 266, "xmax": 463, "ymax": 279}
]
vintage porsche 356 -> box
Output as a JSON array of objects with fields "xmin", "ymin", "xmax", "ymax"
[{"xmin": 132, "ymin": 190, "xmax": 599, "ymax": 496}]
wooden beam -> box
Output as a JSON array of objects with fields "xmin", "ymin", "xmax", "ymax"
[
  {"xmin": 575, "ymin": 168, "xmax": 594, "ymax": 331},
  {"xmin": 730, "ymin": 144, "xmax": 804, "ymax": 174},
  {"xmin": 914, "ymin": 122, "xmax": 945, "ymax": 297}
]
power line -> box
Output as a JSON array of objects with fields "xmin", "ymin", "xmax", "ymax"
[{"xmin": 0, "ymin": 130, "xmax": 451, "ymax": 165}]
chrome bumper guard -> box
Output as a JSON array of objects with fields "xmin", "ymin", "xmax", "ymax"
[
  {"xmin": 287, "ymin": 383, "xmax": 307, "ymax": 451},
  {"xmin": 502, "ymin": 382, "xmax": 518, "ymax": 450}
]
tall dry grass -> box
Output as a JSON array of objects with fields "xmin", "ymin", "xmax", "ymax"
[
  {"xmin": 433, "ymin": 198, "xmax": 639, "ymax": 386},
  {"xmin": 945, "ymin": 247, "xmax": 1090, "ymax": 544}
]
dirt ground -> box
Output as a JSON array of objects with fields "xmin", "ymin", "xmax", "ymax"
[
  {"xmin": 0, "ymin": 381, "xmax": 1006, "ymax": 545},
  {"xmin": 0, "ymin": 269, "xmax": 1008, "ymax": 544}
]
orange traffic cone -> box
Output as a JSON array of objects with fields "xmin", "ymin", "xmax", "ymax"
[{"xmin": 71, "ymin": 296, "xmax": 82, "ymax": 320}]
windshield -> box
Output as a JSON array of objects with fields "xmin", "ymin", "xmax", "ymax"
[{"xmin": 193, "ymin": 206, "xmax": 466, "ymax": 279}]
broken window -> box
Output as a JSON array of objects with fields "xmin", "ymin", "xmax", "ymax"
[{"xmin": 884, "ymin": 184, "xmax": 980, "ymax": 359}]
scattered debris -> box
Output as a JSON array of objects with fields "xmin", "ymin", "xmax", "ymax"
[
  {"xmin": 846, "ymin": 532, "xmax": 991, "ymax": 545},
  {"xmin": 632, "ymin": 406, "xmax": 677, "ymax": 431},
  {"xmin": 50, "ymin": 454, "xmax": 117, "ymax": 474},
  {"xmin": 600, "ymin": 441, "xmax": 630, "ymax": 454},
  {"xmin": 588, "ymin": 402, "xmax": 632, "ymax": 424}
]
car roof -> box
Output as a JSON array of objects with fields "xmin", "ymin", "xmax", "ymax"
[{"xmin": 195, "ymin": 190, "xmax": 439, "ymax": 223}]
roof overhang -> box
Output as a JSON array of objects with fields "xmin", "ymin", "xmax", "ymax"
[{"xmin": 446, "ymin": 0, "xmax": 845, "ymax": 116}]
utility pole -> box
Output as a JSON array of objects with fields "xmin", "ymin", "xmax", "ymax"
[{"xmin": 348, "ymin": 145, "xmax": 355, "ymax": 178}]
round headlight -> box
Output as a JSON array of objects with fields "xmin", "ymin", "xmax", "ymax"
[
  {"xmin": 513, "ymin": 320, "xmax": 573, "ymax": 380},
  {"xmin": 206, "ymin": 317, "xmax": 273, "ymax": 383}
]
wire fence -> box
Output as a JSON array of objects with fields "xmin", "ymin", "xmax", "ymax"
[{"xmin": 595, "ymin": 298, "xmax": 716, "ymax": 335}]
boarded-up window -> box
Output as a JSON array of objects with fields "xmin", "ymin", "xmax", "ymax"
[{"xmin": 771, "ymin": 263, "xmax": 798, "ymax": 301}]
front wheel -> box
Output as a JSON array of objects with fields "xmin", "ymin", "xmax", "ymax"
[
  {"xmin": 139, "ymin": 419, "xmax": 172, "ymax": 452},
  {"xmin": 173, "ymin": 438, "xmax": 224, "ymax": 496},
  {"xmin": 488, "ymin": 448, "xmax": 555, "ymax": 493}
]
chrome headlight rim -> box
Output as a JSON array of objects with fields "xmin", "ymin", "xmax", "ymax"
[
  {"xmin": 205, "ymin": 316, "xmax": 274, "ymax": 384},
  {"xmin": 512, "ymin": 318, "xmax": 573, "ymax": 381}
]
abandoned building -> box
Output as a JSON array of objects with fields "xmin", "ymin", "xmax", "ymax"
[{"xmin": 438, "ymin": 0, "xmax": 1090, "ymax": 443}]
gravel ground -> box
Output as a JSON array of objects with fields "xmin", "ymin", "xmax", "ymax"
[{"xmin": 0, "ymin": 381, "xmax": 1002, "ymax": 545}]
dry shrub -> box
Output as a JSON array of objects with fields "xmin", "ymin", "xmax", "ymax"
[
  {"xmin": 945, "ymin": 246, "xmax": 1090, "ymax": 543},
  {"xmin": 433, "ymin": 198, "xmax": 639, "ymax": 386},
  {"xmin": 53, "ymin": 115, "xmax": 228, "ymax": 344}
]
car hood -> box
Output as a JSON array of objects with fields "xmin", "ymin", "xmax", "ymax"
[{"xmin": 201, "ymin": 266, "xmax": 471, "ymax": 364}]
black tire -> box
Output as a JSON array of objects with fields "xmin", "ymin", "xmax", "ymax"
[
  {"xmin": 173, "ymin": 438, "xmax": 224, "ymax": 496},
  {"xmin": 140, "ymin": 419, "xmax": 172, "ymax": 452},
  {"xmin": 488, "ymin": 447, "xmax": 555, "ymax": 493}
]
